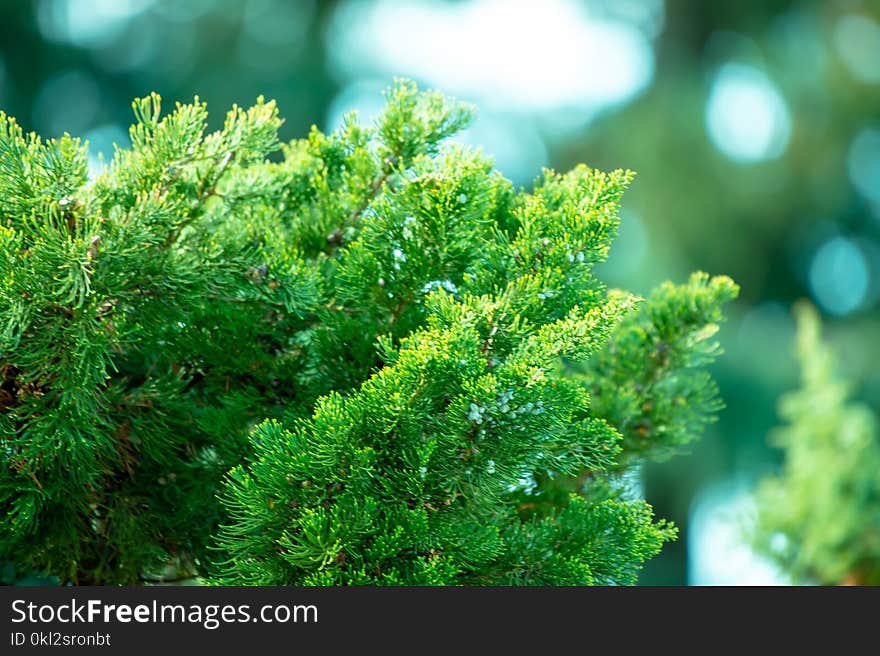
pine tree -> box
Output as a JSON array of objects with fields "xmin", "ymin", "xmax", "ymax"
[
  {"xmin": 752, "ymin": 303, "xmax": 880, "ymax": 585},
  {"xmin": 1, "ymin": 79, "xmax": 737, "ymax": 585}
]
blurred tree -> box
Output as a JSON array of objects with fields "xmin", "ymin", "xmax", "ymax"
[{"xmin": 752, "ymin": 303, "xmax": 880, "ymax": 585}]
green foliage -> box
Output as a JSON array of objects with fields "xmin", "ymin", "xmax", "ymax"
[
  {"xmin": 1, "ymin": 80, "xmax": 737, "ymax": 585},
  {"xmin": 582, "ymin": 272, "xmax": 739, "ymax": 465},
  {"xmin": 209, "ymin": 83, "xmax": 737, "ymax": 585},
  {"xmin": 0, "ymin": 93, "xmax": 310, "ymax": 583},
  {"xmin": 753, "ymin": 304, "xmax": 880, "ymax": 585}
]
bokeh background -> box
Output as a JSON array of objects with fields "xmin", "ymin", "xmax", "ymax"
[{"xmin": 1, "ymin": 0, "xmax": 878, "ymax": 585}]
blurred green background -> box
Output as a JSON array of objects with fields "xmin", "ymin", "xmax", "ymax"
[{"xmin": 1, "ymin": 0, "xmax": 878, "ymax": 585}]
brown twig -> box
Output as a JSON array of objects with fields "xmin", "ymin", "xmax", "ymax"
[{"xmin": 345, "ymin": 156, "xmax": 397, "ymax": 227}]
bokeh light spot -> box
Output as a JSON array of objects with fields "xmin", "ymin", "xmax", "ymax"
[
  {"xmin": 847, "ymin": 128, "xmax": 880, "ymax": 205},
  {"xmin": 326, "ymin": 0, "xmax": 655, "ymax": 114},
  {"xmin": 37, "ymin": 0, "xmax": 155, "ymax": 49},
  {"xmin": 705, "ymin": 63, "xmax": 791, "ymax": 163},
  {"xmin": 834, "ymin": 13, "xmax": 880, "ymax": 85},
  {"xmin": 688, "ymin": 480, "xmax": 789, "ymax": 585},
  {"xmin": 32, "ymin": 70, "xmax": 101, "ymax": 136},
  {"xmin": 452, "ymin": 114, "xmax": 548, "ymax": 186},
  {"xmin": 808, "ymin": 237, "xmax": 869, "ymax": 316},
  {"xmin": 85, "ymin": 123, "xmax": 130, "ymax": 179}
]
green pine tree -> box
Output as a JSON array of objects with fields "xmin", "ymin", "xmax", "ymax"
[
  {"xmin": 1, "ymin": 79, "xmax": 737, "ymax": 585},
  {"xmin": 752, "ymin": 303, "xmax": 880, "ymax": 585}
]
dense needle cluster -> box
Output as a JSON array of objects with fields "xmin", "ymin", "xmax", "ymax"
[{"xmin": 0, "ymin": 80, "xmax": 736, "ymax": 585}]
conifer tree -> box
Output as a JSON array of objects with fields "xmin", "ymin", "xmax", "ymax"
[
  {"xmin": 1, "ymin": 80, "xmax": 737, "ymax": 585},
  {"xmin": 753, "ymin": 304, "xmax": 880, "ymax": 585}
]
